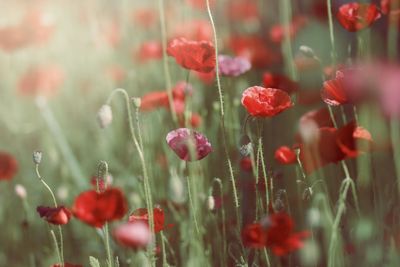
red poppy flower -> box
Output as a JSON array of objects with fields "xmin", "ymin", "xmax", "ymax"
[
  {"xmin": 166, "ymin": 128, "xmax": 212, "ymax": 161},
  {"xmin": 136, "ymin": 41, "xmax": 163, "ymax": 62},
  {"xmin": 140, "ymin": 91, "xmax": 170, "ymax": 111},
  {"xmin": 72, "ymin": 188, "xmax": 128, "ymax": 228},
  {"xmin": 227, "ymin": 1, "xmax": 259, "ymax": 22},
  {"xmin": 113, "ymin": 221, "xmax": 152, "ymax": 249},
  {"xmin": 321, "ymin": 69, "xmax": 367, "ymax": 106},
  {"xmin": 263, "ymin": 72, "xmax": 299, "ymax": 95},
  {"xmin": 167, "ymin": 38, "xmax": 215, "ymax": 73},
  {"xmin": 186, "ymin": 0, "xmax": 216, "ymax": 10},
  {"xmin": 37, "ymin": 206, "xmax": 72, "ymax": 225},
  {"xmin": 0, "ymin": 152, "xmax": 18, "ymax": 181},
  {"xmin": 129, "ymin": 207, "xmax": 165, "ymax": 233},
  {"xmin": 18, "ymin": 65, "xmax": 64, "ymax": 97},
  {"xmin": 0, "ymin": 26, "xmax": 29, "ymax": 52},
  {"xmin": 299, "ymin": 121, "xmax": 372, "ymax": 174},
  {"xmin": 336, "ymin": 121, "xmax": 373, "ymax": 158},
  {"xmin": 275, "ymin": 146, "xmax": 297, "ymax": 165},
  {"xmin": 241, "ymin": 86, "xmax": 293, "ymax": 117},
  {"xmin": 132, "ymin": 8, "xmax": 158, "ymax": 28},
  {"xmin": 242, "ymin": 212, "xmax": 310, "ymax": 256},
  {"xmin": 228, "ymin": 35, "xmax": 281, "ymax": 69},
  {"xmin": 240, "ymin": 157, "xmax": 253, "ymax": 172},
  {"xmin": 51, "ymin": 263, "xmax": 82, "ymax": 267},
  {"xmin": 242, "ymin": 223, "xmax": 266, "ymax": 248},
  {"xmin": 337, "ymin": 3, "xmax": 381, "ymax": 32}
]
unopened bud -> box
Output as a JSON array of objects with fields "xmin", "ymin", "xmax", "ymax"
[
  {"xmin": 15, "ymin": 184, "xmax": 27, "ymax": 199},
  {"xmin": 33, "ymin": 151, "xmax": 42, "ymax": 164},
  {"xmin": 207, "ymin": 195, "xmax": 215, "ymax": 211},
  {"xmin": 132, "ymin": 97, "xmax": 141, "ymax": 108},
  {"xmin": 97, "ymin": 105, "xmax": 113, "ymax": 128},
  {"xmin": 299, "ymin": 45, "xmax": 316, "ymax": 58}
]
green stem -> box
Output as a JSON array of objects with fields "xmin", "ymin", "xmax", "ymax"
[
  {"xmin": 106, "ymin": 88, "xmax": 155, "ymax": 265},
  {"xmin": 390, "ymin": 120, "xmax": 400, "ymax": 194},
  {"xmin": 205, "ymin": 0, "xmax": 240, "ymax": 229},
  {"xmin": 50, "ymin": 230, "xmax": 62, "ymax": 266},
  {"xmin": 327, "ymin": 0, "xmax": 337, "ymax": 65},
  {"xmin": 212, "ymin": 178, "xmax": 227, "ymax": 267},
  {"xmin": 279, "ymin": 0, "xmax": 297, "ymax": 80},
  {"xmin": 35, "ymin": 164, "xmax": 64, "ymax": 266},
  {"xmin": 104, "ymin": 223, "xmax": 112, "ymax": 267},
  {"xmin": 186, "ymin": 173, "xmax": 200, "ymax": 235},
  {"xmin": 158, "ymin": 0, "xmax": 177, "ymax": 123}
]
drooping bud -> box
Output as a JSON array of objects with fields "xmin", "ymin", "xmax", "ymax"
[
  {"xmin": 15, "ymin": 184, "xmax": 27, "ymax": 199},
  {"xmin": 132, "ymin": 97, "xmax": 142, "ymax": 109},
  {"xmin": 33, "ymin": 150, "xmax": 42, "ymax": 164},
  {"xmin": 97, "ymin": 105, "xmax": 113, "ymax": 128}
]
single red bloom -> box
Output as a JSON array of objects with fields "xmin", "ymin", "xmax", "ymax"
[
  {"xmin": 18, "ymin": 65, "xmax": 64, "ymax": 97},
  {"xmin": 337, "ymin": 3, "xmax": 381, "ymax": 32},
  {"xmin": 0, "ymin": 152, "xmax": 18, "ymax": 181},
  {"xmin": 227, "ymin": 1, "xmax": 259, "ymax": 22},
  {"xmin": 0, "ymin": 26, "xmax": 30, "ymax": 52},
  {"xmin": 228, "ymin": 35, "xmax": 281, "ymax": 69},
  {"xmin": 129, "ymin": 207, "xmax": 165, "ymax": 233},
  {"xmin": 140, "ymin": 91, "xmax": 169, "ymax": 111},
  {"xmin": 136, "ymin": 41, "xmax": 162, "ymax": 63},
  {"xmin": 243, "ymin": 213, "xmax": 310, "ymax": 256},
  {"xmin": 167, "ymin": 38, "xmax": 215, "ymax": 73},
  {"xmin": 275, "ymin": 146, "xmax": 297, "ymax": 165},
  {"xmin": 131, "ymin": 8, "xmax": 158, "ymax": 28},
  {"xmin": 51, "ymin": 263, "xmax": 82, "ymax": 267},
  {"xmin": 72, "ymin": 188, "xmax": 128, "ymax": 228},
  {"xmin": 322, "ymin": 76, "xmax": 348, "ymax": 106},
  {"xmin": 336, "ymin": 121, "xmax": 373, "ymax": 158},
  {"xmin": 113, "ymin": 221, "xmax": 152, "ymax": 249},
  {"xmin": 299, "ymin": 121, "xmax": 372, "ymax": 174},
  {"xmin": 241, "ymin": 86, "xmax": 293, "ymax": 117},
  {"xmin": 240, "ymin": 157, "xmax": 253, "ymax": 172},
  {"xmin": 242, "ymin": 223, "xmax": 266, "ymax": 248},
  {"xmin": 37, "ymin": 206, "xmax": 72, "ymax": 225},
  {"xmin": 263, "ymin": 72, "xmax": 299, "ymax": 95}
]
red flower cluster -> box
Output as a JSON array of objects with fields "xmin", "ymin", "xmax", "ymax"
[
  {"xmin": 18, "ymin": 65, "xmax": 64, "ymax": 97},
  {"xmin": 241, "ymin": 86, "xmax": 293, "ymax": 117},
  {"xmin": 0, "ymin": 152, "xmax": 18, "ymax": 181},
  {"xmin": 129, "ymin": 207, "xmax": 166, "ymax": 233},
  {"xmin": 242, "ymin": 212, "xmax": 310, "ymax": 256},
  {"xmin": 337, "ymin": 3, "xmax": 381, "ymax": 32},
  {"xmin": 299, "ymin": 121, "xmax": 373, "ymax": 174},
  {"xmin": 274, "ymin": 146, "xmax": 297, "ymax": 165},
  {"xmin": 167, "ymin": 38, "xmax": 215, "ymax": 73},
  {"xmin": 37, "ymin": 206, "xmax": 72, "ymax": 225},
  {"xmin": 72, "ymin": 188, "xmax": 128, "ymax": 228}
]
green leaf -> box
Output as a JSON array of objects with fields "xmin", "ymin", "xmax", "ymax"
[{"xmin": 89, "ymin": 256, "xmax": 101, "ymax": 267}]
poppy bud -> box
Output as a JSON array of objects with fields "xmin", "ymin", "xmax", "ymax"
[
  {"xmin": 207, "ymin": 195, "xmax": 215, "ymax": 211},
  {"xmin": 97, "ymin": 105, "xmax": 113, "ymax": 128},
  {"xmin": 15, "ymin": 184, "xmax": 27, "ymax": 199},
  {"xmin": 132, "ymin": 97, "xmax": 142, "ymax": 108},
  {"xmin": 33, "ymin": 150, "xmax": 42, "ymax": 164},
  {"xmin": 299, "ymin": 45, "xmax": 316, "ymax": 58}
]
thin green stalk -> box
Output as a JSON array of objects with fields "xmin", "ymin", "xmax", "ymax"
[
  {"xmin": 205, "ymin": 0, "xmax": 240, "ymax": 229},
  {"xmin": 50, "ymin": 230, "xmax": 62, "ymax": 266},
  {"xmin": 279, "ymin": 0, "xmax": 297, "ymax": 80},
  {"xmin": 256, "ymin": 123, "xmax": 270, "ymax": 212},
  {"xmin": 186, "ymin": 172, "xmax": 200, "ymax": 235},
  {"xmin": 390, "ymin": 120, "xmax": 400, "ymax": 194},
  {"xmin": 158, "ymin": 0, "xmax": 177, "ymax": 123},
  {"xmin": 212, "ymin": 178, "xmax": 227, "ymax": 267},
  {"xmin": 35, "ymin": 164, "xmax": 64, "ymax": 266},
  {"xmin": 327, "ymin": 0, "xmax": 337, "ymax": 65},
  {"xmin": 106, "ymin": 88, "xmax": 155, "ymax": 265}
]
